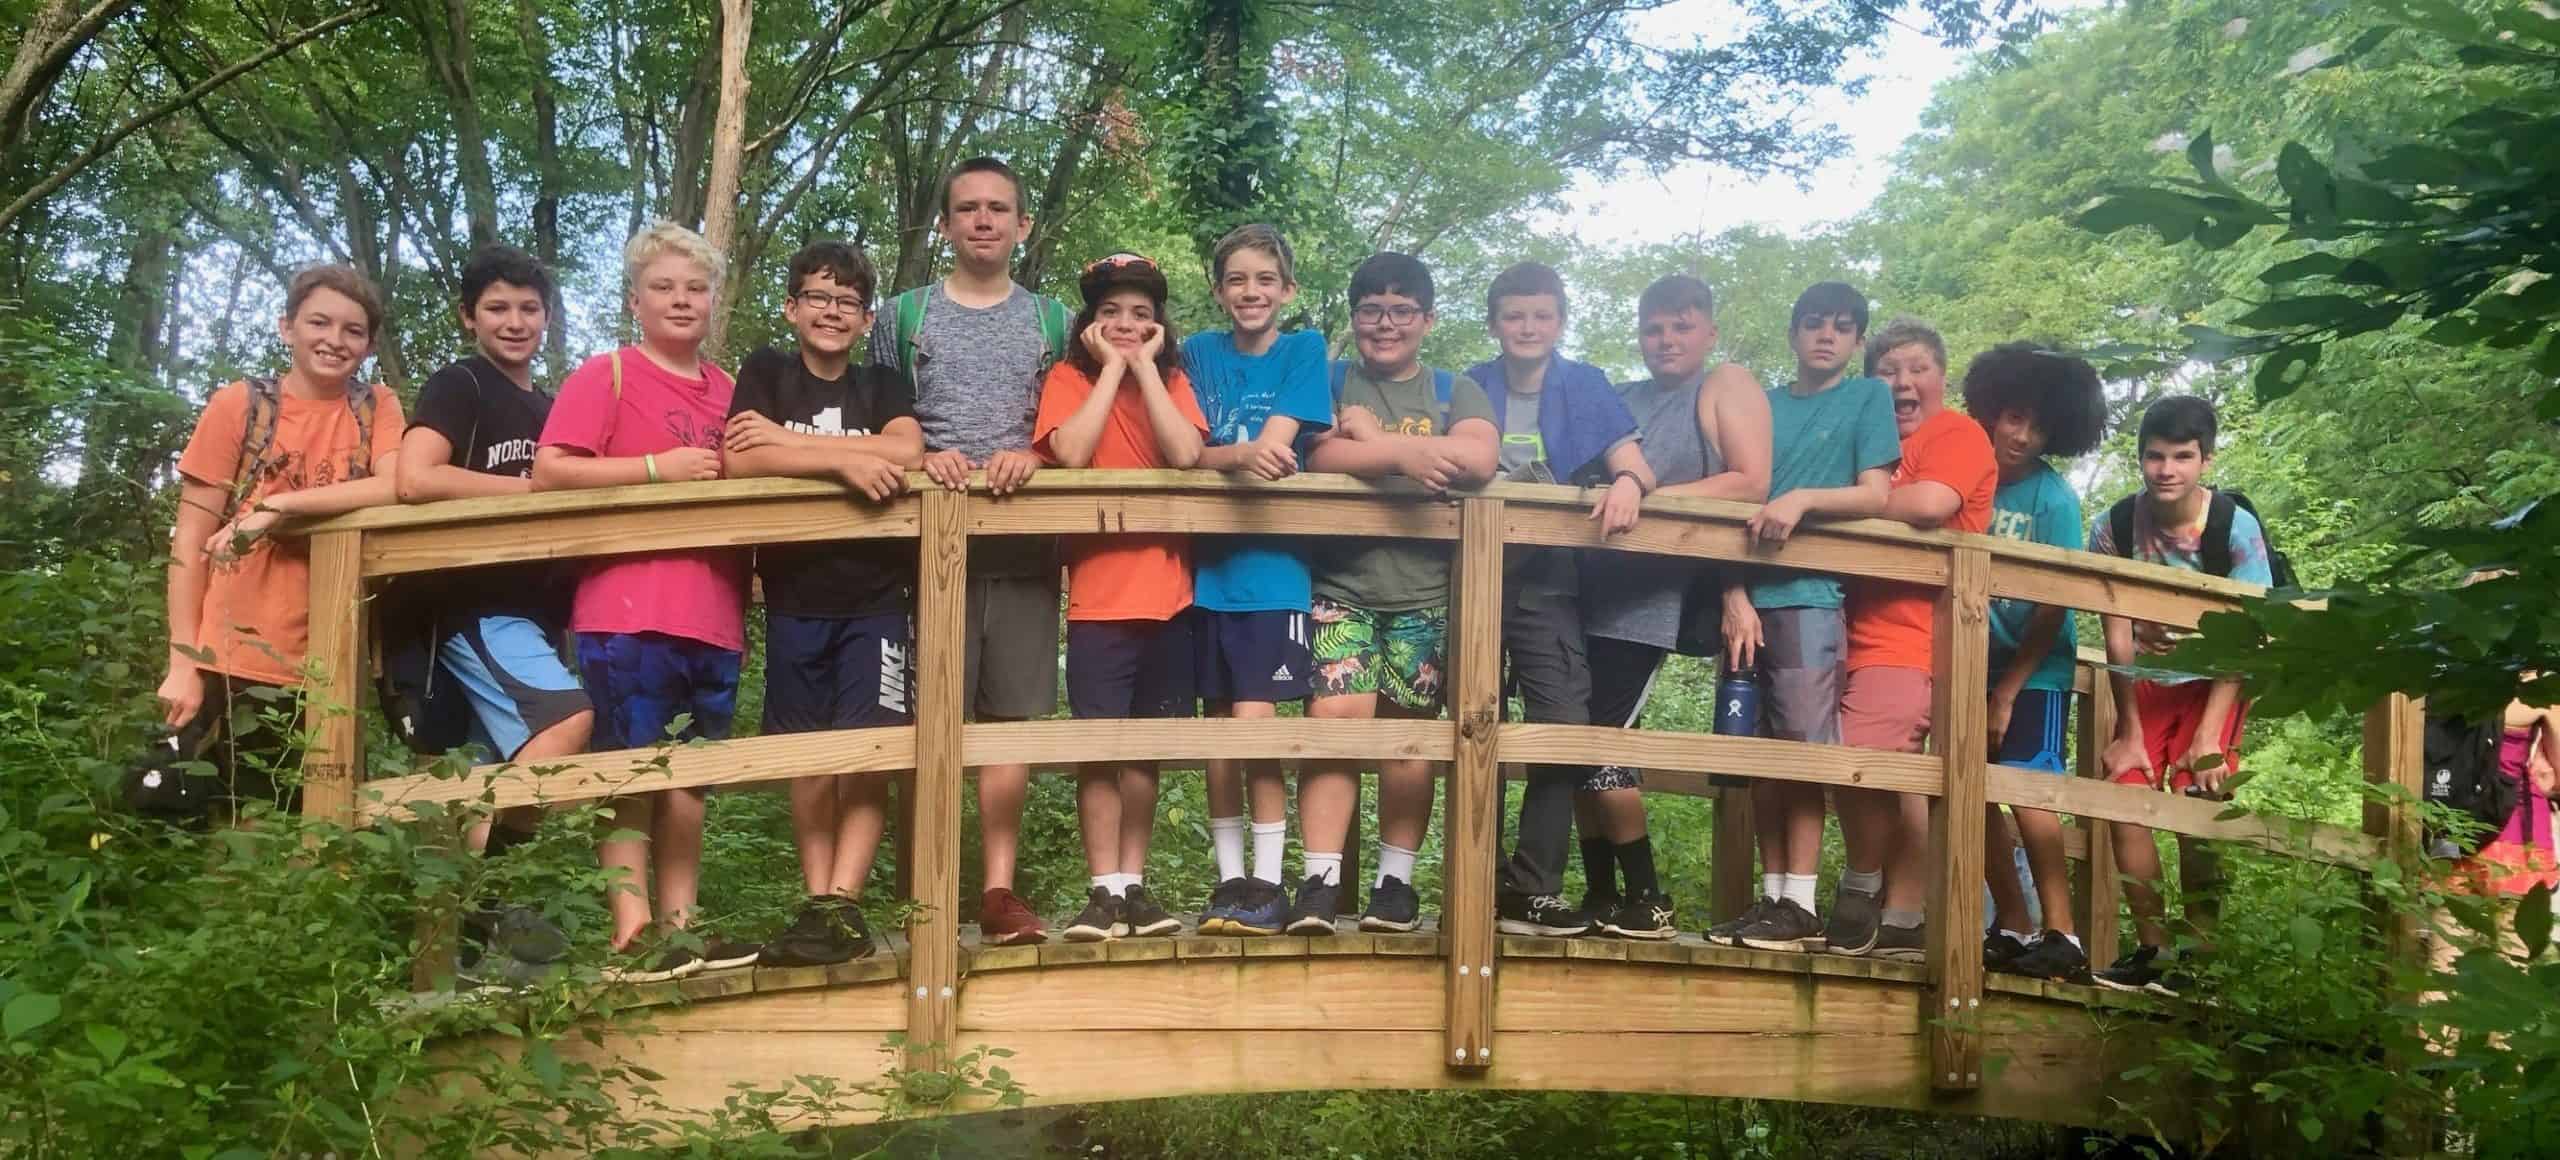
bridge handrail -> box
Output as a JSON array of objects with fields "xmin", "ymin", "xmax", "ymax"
[{"xmin": 289, "ymin": 470, "xmax": 2424, "ymax": 1093}]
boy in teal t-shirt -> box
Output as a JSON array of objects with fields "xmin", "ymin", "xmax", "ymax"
[
  {"xmin": 1179, "ymin": 224, "xmax": 1336, "ymax": 937},
  {"xmin": 1963, "ymin": 343, "xmax": 2108, "ymax": 986},
  {"xmin": 1717, "ymin": 281, "xmax": 1899, "ymax": 954}
]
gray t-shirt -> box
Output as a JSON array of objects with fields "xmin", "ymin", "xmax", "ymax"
[
  {"xmin": 1584, "ymin": 372, "xmax": 1724, "ymax": 649},
  {"xmin": 869, "ymin": 282, "xmax": 1058, "ymax": 576},
  {"xmin": 1499, "ymin": 389, "xmax": 1549, "ymax": 480}
]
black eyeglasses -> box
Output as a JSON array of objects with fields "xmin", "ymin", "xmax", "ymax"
[
  {"xmin": 1353, "ymin": 304, "xmax": 1426, "ymax": 327},
  {"xmin": 794, "ymin": 290, "xmax": 868, "ymax": 314}
]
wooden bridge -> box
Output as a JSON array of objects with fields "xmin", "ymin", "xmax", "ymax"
[{"xmin": 294, "ymin": 472, "xmax": 2423, "ymax": 1135}]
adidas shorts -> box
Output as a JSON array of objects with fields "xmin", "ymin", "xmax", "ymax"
[{"xmin": 1193, "ymin": 608, "xmax": 1312, "ymax": 705}]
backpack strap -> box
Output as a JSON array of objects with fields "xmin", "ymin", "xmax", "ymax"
[
  {"xmin": 1035, "ymin": 294, "xmax": 1072, "ymax": 367},
  {"xmin": 2200, "ymin": 489, "xmax": 2238, "ymax": 578},
  {"xmin": 347, "ymin": 384, "xmax": 376, "ymax": 481},
  {"xmin": 1329, "ymin": 360, "xmax": 1349, "ymax": 399},
  {"xmin": 1432, "ymin": 368, "xmax": 1454, "ymax": 409},
  {"xmin": 2106, "ymin": 494, "xmax": 2137, "ymax": 560},
  {"xmin": 889, "ymin": 287, "xmax": 930, "ymax": 381},
  {"xmin": 226, "ymin": 376, "xmax": 284, "ymax": 521}
]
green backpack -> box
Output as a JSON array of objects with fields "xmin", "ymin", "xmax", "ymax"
[{"xmin": 883, "ymin": 284, "xmax": 1073, "ymax": 381}]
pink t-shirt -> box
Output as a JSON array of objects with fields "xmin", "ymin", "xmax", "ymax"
[{"xmin": 538, "ymin": 347, "xmax": 748, "ymax": 652}]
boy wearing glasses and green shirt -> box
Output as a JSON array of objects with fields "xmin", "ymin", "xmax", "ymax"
[
  {"xmin": 1303, "ymin": 252, "xmax": 1499, "ymax": 934},
  {"xmin": 722, "ymin": 240, "xmax": 924, "ymax": 967}
]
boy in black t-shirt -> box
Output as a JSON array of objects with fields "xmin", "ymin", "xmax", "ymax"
[
  {"xmin": 397, "ymin": 245, "xmax": 597, "ymax": 978},
  {"xmin": 722, "ymin": 240, "xmax": 925, "ymax": 966}
]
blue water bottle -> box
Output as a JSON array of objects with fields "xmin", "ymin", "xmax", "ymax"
[{"xmin": 1710, "ymin": 664, "xmax": 1761, "ymax": 787}]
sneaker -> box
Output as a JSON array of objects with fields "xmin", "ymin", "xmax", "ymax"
[
  {"xmin": 700, "ymin": 933, "xmax": 763, "ymax": 971},
  {"xmin": 1359, "ymin": 876, "xmax": 1422, "ymax": 933},
  {"xmin": 1579, "ymin": 890, "xmax": 1622, "ymax": 928},
  {"xmin": 1707, "ymin": 897, "xmax": 1774, "ymax": 944},
  {"xmin": 464, "ymin": 903, "xmax": 571, "ymax": 966},
  {"xmin": 1733, "ymin": 898, "xmax": 1825, "ymax": 952},
  {"xmin": 1062, "ymin": 887, "xmax": 1124, "ymax": 942},
  {"xmin": 1197, "ymin": 877, "xmax": 1247, "ymax": 936},
  {"xmin": 1121, "ymin": 885, "xmax": 1182, "ymax": 937},
  {"xmin": 1822, "ymin": 888, "xmax": 1881, "ymax": 957},
  {"xmin": 1227, "ymin": 878, "xmax": 1288, "ymax": 936},
  {"xmin": 1874, "ymin": 920, "xmax": 1926, "ymax": 963},
  {"xmin": 760, "ymin": 895, "xmax": 873, "ymax": 967},
  {"xmin": 2009, "ymin": 930, "xmax": 2092, "ymax": 984},
  {"xmin": 2147, "ymin": 950, "xmax": 2199, "ymax": 998},
  {"xmin": 1496, "ymin": 889, "xmax": 1595, "ymax": 937},
  {"xmin": 2093, "ymin": 945, "xmax": 2165, "ymax": 993},
  {"xmin": 603, "ymin": 926, "xmax": 702, "ymax": 984},
  {"xmin": 1285, "ymin": 876, "xmax": 1341, "ymax": 936},
  {"xmin": 1983, "ymin": 929, "xmax": 2030, "ymax": 973},
  {"xmin": 979, "ymin": 887, "xmax": 1047, "ymax": 946},
  {"xmin": 1598, "ymin": 890, "xmax": 1678, "ymax": 941}
]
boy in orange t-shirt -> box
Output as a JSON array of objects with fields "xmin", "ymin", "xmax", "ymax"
[
  {"xmin": 1034, "ymin": 253, "xmax": 1209, "ymax": 943},
  {"xmin": 1828, "ymin": 318, "xmax": 1996, "ymax": 961}
]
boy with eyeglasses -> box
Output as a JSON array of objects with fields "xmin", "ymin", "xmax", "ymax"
[
  {"xmin": 1303, "ymin": 252, "xmax": 1499, "ymax": 934},
  {"xmin": 723, "ymin": 240, "xmax": 924, "ymax": 967}
]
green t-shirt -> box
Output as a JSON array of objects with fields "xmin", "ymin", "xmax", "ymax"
[
  {"xmin": 1311, "ymin": 363, "xmax": 1498, "ymax": 611},
  {"xmin": 1747, "ymin": 374, "xmax": 1901, "ymax": 610}
]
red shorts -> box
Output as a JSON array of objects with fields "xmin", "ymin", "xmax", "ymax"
[
  {"xmin": 1841, "ymin": 665, "xmax": 1932, "ymax": 754},
  {"xmin": 2108, "ymin": 679, "xmax": 2249, "ymax": 792}
]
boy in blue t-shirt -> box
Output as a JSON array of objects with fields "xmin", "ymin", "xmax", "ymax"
[
  {"xmin": 1961, "ymin": 343, "xmax": 2107, "ymax": 985},
  {"xmin": 1717, "ymin": 281, "xmax": 1900, "ymax": 953},
  {"xmin": 1180, "ymin": 224, "xmax": 1335, "ymax": 936}
]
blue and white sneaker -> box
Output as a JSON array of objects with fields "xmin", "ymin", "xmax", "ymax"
[
  {"xmin": 1198, "ymin": 877, "xmax": 1247, "ymax": 935},
  {"xmin": 1227, "ymin": 877, "xmax": 1288, "ymax": 936}
]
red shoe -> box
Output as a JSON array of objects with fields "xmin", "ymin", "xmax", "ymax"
[{"xmin": 980, "ymin": 887, "xmax": 1048, "ymax": 945}]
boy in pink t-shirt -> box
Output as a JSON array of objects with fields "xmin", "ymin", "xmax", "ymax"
[{"xmin": 532, "ymin": 222, "xmax": 749, "ymax": 983}]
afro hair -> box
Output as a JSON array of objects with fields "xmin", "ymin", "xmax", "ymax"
[{"xmin": 1960, "ymin": 342, "xmax": 2107, "ymax": 459}]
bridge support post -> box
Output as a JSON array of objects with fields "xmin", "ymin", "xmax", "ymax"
[
  {"xmin": 302, "ymin": 528, "xmax": 367, "ymax": 830},
  {"xmin": 1445, "ymin": 496, "xmax": 1503, "ymax": 1072},
  {"xmin": 2074, "ymin": 676, "xmax": 2121, "ymax": 962},
  {"xmin": 1710, "ymin": 788, "xmax": 1755, "ymax": 923},
  {"xmin": 1927, "ymin": 546, "xmax": 1990, "ymax": 1092},
  {"xmin": 2363, "ymin": 693, "xmax": 2426, "ymax": 1150},
  {"xmin": 905, "ymin": 488, "xmax": 968, "ymax": 1071}
]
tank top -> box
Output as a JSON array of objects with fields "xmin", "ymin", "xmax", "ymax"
[{"xmin": 1581, "ymin": 373, "xmax": 1724, "ymax": 648}]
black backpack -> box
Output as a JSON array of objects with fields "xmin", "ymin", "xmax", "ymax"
[
  {"xmin": 2106, "ymin": 488, "xmax": 2299, "ymax": 590},
  {"xmin": 2420, "ymin": 715, "xmax": 2517, "ymax": 858}
]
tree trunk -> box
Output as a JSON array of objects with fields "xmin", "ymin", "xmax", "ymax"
[
  {"xmin": 666, "ymin": 1, "xmax": 728, "ymax": 231},
  {"xmin": 106, "ymin": 223, "xmax": 172, "ymax": 376},
  {"xmin": 411, "ymin": 0, "xmax": 498, "ymax": 248},
  {"xmin": 0, "ymin": 0, "xmax": 137, "ymax": 166},
  {"xmin": 698, "ymin": 0, "xmax": 755, "ymax": 361},
  {"xmin": 518, "ymin": 0, "xmax": 569, "ymax": 377},
  {"xmin": 1018, "ymin": 47, "xmax": 1121, "ymax": 292}
]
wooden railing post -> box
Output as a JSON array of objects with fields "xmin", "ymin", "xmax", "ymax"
[
  {"xmin": 1710, "ymin": 787, "xmax": 1755, "ymax": 923},
  {"xmin": 1927, "ymin": 546, "xmax": 1991, "ymax": 1092},
  {"xmin": 2363, "ymin": 692, "xmax": 2426, "ymax": 1152},
  {"xmin": 2075, "ymin": 674, "xmax": 2121, "ymax": 960},
  {"xmin": 302, "ymin": 528, "xmax": 366, "ymax": 829},
  {"xmin": 1445, "ymin": 496, "xmax": 1503, "ymax": 1072},
  {"xmin": 905, "ymin": 488, "xmax": 967, "ymax": 1071}
]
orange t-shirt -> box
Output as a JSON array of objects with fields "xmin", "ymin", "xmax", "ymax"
[
  {"xmin": 1033, "ymin": 360, "xmax": 1208, "ymax": 622},
  {"xmin": 176, "ymin": 380, "xmax": 405, "ymax": 685},
  {"xmin": 1846, "ymin": 407, "xmax": 1996, "ymax": 673}
]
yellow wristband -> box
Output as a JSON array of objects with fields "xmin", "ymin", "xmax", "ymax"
[{"xmin": 644, "ymin": 453, "xmax": 660, "ymax": 483}]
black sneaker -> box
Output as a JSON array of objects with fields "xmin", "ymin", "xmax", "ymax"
[
  {"xmin": 1285, "ymin": 876, "xmax": 1342, "ymax": 936},
  {"xmin": 1359, "ymin": 876, "xmax": 1422, "ymax": 933},
  {"xmin": 464, "ymin": 903, "xmax": 571, "ymax": 966},
  {"xmin": 1496, "ymin": 889, "xmax": 1594, "ymax": 937},
  {"xmin": 2009, "ymin": 930, "xmax": 2092, "ymax": 984},
  {"xmin": 2148, "ymin": 950, "xmax": 2199, "ymax": 998},
  {"xmin": 1197, "ymin": 876, "xmax": 1246, "ymax": 935},
  {"xmin": 1120, "ymin": 884, "xmax": 1182, "ymax": 937},
  {"xmin": 1579, "ymin": 890, "xmax": 1622, "ymax": 928},
  {"xmin": 1874, "ymin": 920, "xmax": 1926, "ymax": 963},
  {"xmin": 1598, "ymin": 890, "xmax": 1677, "ymax": 941},
  {"xmin": 1984, "ymin": 929, "xmax": 2031, "ymax": 973},
  {"xmin": 1823, "ymin": 888, "xmax": 1881, "ymax": 957},
  {"xmin": 760, "ymin": 895, "xmax": 873, "ymax": 967},
  {"xmin": 1706, "ymin": 897, "xmax": 1773, "ymax": 943},
  {"xmin": 1227, "ymin": 877, "xmax": 1288, "ymax": 936},
  {"xmin": 1733, "ymin": 898, "xmax": 1825, "ymax": 951},
  {"xmin": 700, "ymin": 934, "xmax": 763, "ymax": 971},
  {"xmin": 1062, "ymin": 887, "xmax": 1124, "ymax": 942},
  {"xmin": 2093, "ymin": 945, "xmax": 2165, "ymax": 993},
  {"xmin": 602, "ymin": 926, "xmax": 702, "ymax": 984}
]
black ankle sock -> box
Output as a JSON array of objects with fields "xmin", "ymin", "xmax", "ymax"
[
  {"xmin": 1616, "ymin": 837, "xmax": 1659, "ymax": 896},
  {"xmin": 481, "ymin": 824, "xmax": 536, "ymax": 862},
  {"xmin": 1579, "ymin": 837, "xmax": 1617, "ymax": 897}
]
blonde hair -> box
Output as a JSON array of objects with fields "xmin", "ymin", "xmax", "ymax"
[{"xmin": 623, "ymin": 220, "xmax": 724, "ymax": 291}]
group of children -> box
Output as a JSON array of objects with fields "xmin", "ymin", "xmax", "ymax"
[{"xmin": 158, "ymin": 154, "xmax": 2269, "ymax": 993}]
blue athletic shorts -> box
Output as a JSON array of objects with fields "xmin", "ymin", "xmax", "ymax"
[
  {"xmin": 764, "ymin": 611, "xmax": 913, "ymax": 734},
  {"xmin": 1193, "ymin": 607, "xmax": 1310, "ymax": 706},
  {"xmin": 1066, "ymin": 617, "xmax": 1197, "ymax": 720},
  {"xmin": 439, "ymin": 615, "xmax": 590, "ymax": 761},
  {"xmin": 1995, "ymin": 687, "xmax": 2070, "ymax": 773},
  {"xmin": 575, "ymin": 631, "xmax": 740, "ymax": 750}
]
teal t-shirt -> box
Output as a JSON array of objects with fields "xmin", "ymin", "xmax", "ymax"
[
  {"xmin": 1987, "ymin": 460, "xmax": 2083, "ymax": 692},
  {"xmin": 1747, "ymin": 375, "xmax": 1901, "ymax": 610}
]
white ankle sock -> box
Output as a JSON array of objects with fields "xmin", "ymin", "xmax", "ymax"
[
  {"xmin": 1250, "ymin": 820, "xmax": 1287, "ymax": 884},
  {"xmin": 2000, "ymin": 928, "xmax": 2033, "ymax": 945},
  {"xmin": 1209, "ymin": 816, "xmax": 1246, "ymax": 882},
  {"xmin": 1102, "ymin": 872, "xmax": 1139, "ymax": 896},
  {"xmin": 1762, "ymin": 872, "xmax": 1785, "ymax": 902},
  {"xmin": 1091, "ymin": 874, "xmax": 1116, "ymax": 895},
  {"xmin": 1781, "ymin": 873, "xmax": 1818, "ymax": 911},
  {"xmin": 1304, "ymin": 851, "xmax": 1343, "ymax": 887},
  {"xmin": 1839, "ymin": 868, "xmax": 1883, "ymax": 896},
  {"xmin": 1882, "ymin": 908, "xmax": 1924, "ymax": 929},
  {"xmin": 1376, "ymin": 842, "xmax": 1418, "ymax": 887}
]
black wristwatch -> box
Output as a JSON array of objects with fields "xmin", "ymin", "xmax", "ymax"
[{"xmin": 1612, "ymin": 468, "xmax": 1648, "ymax": 495}]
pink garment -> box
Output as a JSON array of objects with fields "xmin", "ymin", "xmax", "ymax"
[
  {"xmin": 2495, "ymin": 729, "xmax": 2551, "ymax": 852},
  {"xmin": 538, "ymin": 347, "xmax": 747, "ymax": 651}
]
